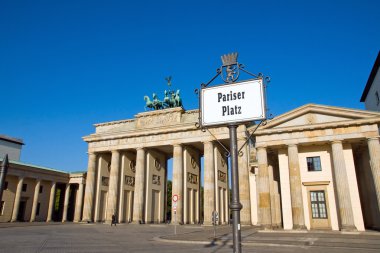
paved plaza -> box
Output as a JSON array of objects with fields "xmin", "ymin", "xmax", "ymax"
[{"xmin": 0, "ymin": 223, "xmax": 379, "ymax": 253}]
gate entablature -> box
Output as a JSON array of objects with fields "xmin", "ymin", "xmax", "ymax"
[{"xmin": 83, "ymin": 107, "xmax": 248, "ymax": 153}]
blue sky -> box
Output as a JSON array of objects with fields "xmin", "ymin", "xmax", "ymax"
[{"xmin": 1, "ymin": 0, "xmax": 379, "ymax": 174}]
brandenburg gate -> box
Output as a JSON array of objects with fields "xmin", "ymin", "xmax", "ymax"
[{"xmin": 81, "ymin": 107, "xmax": 251, "ymax": 225}]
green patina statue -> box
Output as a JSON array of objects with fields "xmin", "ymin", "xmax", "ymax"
[{"xmin": 144, "ymin": 77, "xmax": 182, "ymax": 110}]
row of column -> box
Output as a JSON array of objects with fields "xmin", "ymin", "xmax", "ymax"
[
  {"xmin": 256, "ymin": 137, "xmax": 380, "ymax": 230},
  {"xmin": 11, "ymin": 178, "xmax": 84, "ymax": 223},
  {"xmin": 82, "ymin": 138, "xmax": 252, "ymax": 225},
  {"xmin": 83, "ymin": 149, "xmax": 139, "ymax": 223}
]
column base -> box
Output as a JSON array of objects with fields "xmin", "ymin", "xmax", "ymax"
[
  {"xmin": 104, "ymin": 220, "xmax": 112, "ymax": 225},
  {"xmin": 340, "ymin": 225, "xmax": 357, "ymax": 232},
  {"xmin": 81, "ymin": 219, "xmax": 93, "ymax": 223},
  {"xmin": 293, "ymin": 224, "xmax": 307, "ymax": 230},
  {"xmin": 270, "ymin": 224, "xmax": 282, "ymax": 230},
  {"xmin": 130, "ymin": 220, "xmax": 145, "ymax": 224},
  {"xmin": 202, "ymin": 221, "xmax": 214, "ymax": 226},
  {"xmin": 258, "ymin": 224, "xmax": 273, "ymax": 230}
]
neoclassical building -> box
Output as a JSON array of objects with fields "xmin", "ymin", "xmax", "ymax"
[
  {"xmin": 0, "ymin": 135, "xmax": 86, "ymax": 223},
  {"xmin": 250, "ymin": 104, "xmax": 380, "ymax": 231},
  {"xmin": 2, "ymin": 102, "xmax": 379, "ymax": 231},
  {"xmin": 82, "ymin": 104, "xmax": 380, "ymax": 231},
  {"xmin": 82, "ymin": 108, "xmax": 235, "ymax": 225}
]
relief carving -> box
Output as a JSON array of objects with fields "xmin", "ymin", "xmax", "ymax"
[
  {"xmin": 191, "ymin": 156, "xmax": 197, "ymax": 169},
  {"xmin": 129, "ymin": 160, "xmax": 136, "ymax": 173},
  {"xmin": 221, "ymin": 158, "xmax": 226, "ymax": 167},
  {"xmin": 187, "ymin": 172, "xmax": 198, "ymax": 184},
  {"xmin": 102, "ymin": 176, "xmax": 109, "ymax": 186},
  {"xmin": 154, "ymin": 159, "xmax": 161, "ymax": 171},
  {"xmin": 152, "ymin": 175, "xmax": 161, "ymax": 185},
  {"xmin": 125, "ymin": 176, "xmax": 135, "ymax": 186},
  {"xmin": 218, "ymin": 170, "xmax": 226, "ymax": 183}
]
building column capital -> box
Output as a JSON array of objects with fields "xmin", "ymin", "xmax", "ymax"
[
  {"xmin": 287, "ymin": 143, "xmax": 298, "ymax": 148},
  {"xmin": 331, "ymin": 139, "xmax": 343, "ymax": 145},
  {"xmin": 256, "ymin": 146, "xmax": 267, "ymax": 151},
  {"xmin": 367, "ymin": 136, "xmax": 380, "ymax": 142},
  {"xmin": 87, "ymin": 152, "xmax": 97, "ymax": 158}
]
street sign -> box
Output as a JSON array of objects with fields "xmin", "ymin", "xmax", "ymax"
[
  {"xmin": 201, "ymin": 79, "xmax": 266, "ymax": 127},
  {"xmin": 172, "ymin": 194, "xmax": 179, "ymax": 202}
]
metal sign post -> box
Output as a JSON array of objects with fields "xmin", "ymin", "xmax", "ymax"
[
  {"xmin": 229, "ymin": 124, "xmax": 242, "ymax": 252},
  {"xmin": 197, "ymin": 53, "xmax": 269, "ymax": 253}
]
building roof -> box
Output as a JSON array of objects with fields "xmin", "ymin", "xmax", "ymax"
[
  {"xmin": 361, "ymin": 51, "xmax": 380, "ymax": 102},
  {"xmin": 0, "ymin": 158, "xmax": 67, "ymax": 174},
  {"xmin": 0, "ymin": 135, "xmax": 24, "ymax": 145}
]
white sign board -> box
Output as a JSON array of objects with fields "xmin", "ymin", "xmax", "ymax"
[{"xmin": 201, "ymin": 79, "xmax": 266, "ymax": 126}]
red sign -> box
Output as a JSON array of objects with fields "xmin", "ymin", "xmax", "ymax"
[{"xmin": 172, "ymin": 194, "xmax": 179, "ymax": 202}]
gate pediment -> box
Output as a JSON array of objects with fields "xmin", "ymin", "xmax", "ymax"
[{"xmin": 257, "ymin": 104, "xmax": 380, "ymax": 133}]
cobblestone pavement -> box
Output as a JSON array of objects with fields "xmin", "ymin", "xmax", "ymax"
[{"xmin": 0, "ymin": 223, "xmax": 379, "ymax": 253}]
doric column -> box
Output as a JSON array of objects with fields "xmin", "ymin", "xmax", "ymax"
[
  {"xmin": 82, "ymin": 152, "xmax": 97, "ymax": 222},
  {"xmin": 47, "ymin": 181, "xmax": 56, "ymax": 222},
  {"xmin": 30, "ymin": 179, "xmax": 41, "ymax": 222},
  {"xmin": 331, "ymin": 140, "xmax": 355, "ymax": 230},
  {"xmin": 172, "ymin": 144, "xmax": 183, "ymax": 224},
  {"xmin": 238, "ymin": 138, "xmax": 251, "ymax": 225},
  {"xmin": 203, "ymin": 141, "xmax": 215, "ymax": 225},
  {"xmin": 256, "ymin": 146, "xmax": 272, "ymax": 227},
  {"xmin": 132, "ymin": 148, "xmax": 146, "ymax": 223},
  {"xmin": 268, "ymin": 164, "xmax": 277, "ymax": 226},
  {"xmin": 118, "ymin": 154, "xmax": 126, "ymax": 223},
  {"xmin": 62, "ymin": 184, "xmax": 70, "ymax": 222},
  {"xmin": 288, "ymin": 144, "xmax": 306, "ymax": 229},
  {"xmin": 106, "ymin": 150, "xmax": 120, "ymax": 223},
  {"xmin": 367, "ymin": 137, "xmax": 380, "ymax": 213},
  {"xmin": 11, "ymin": 177, "xmax": 24, "ymax": 222},
  {"xmin": 74, "ymin": 182, "xmax": 84, "ymax": 222}
]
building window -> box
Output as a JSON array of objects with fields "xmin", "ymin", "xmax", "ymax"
[
  {"xmin": 310, "ymin": 191, "xmax": 328, "ymax": 219},
  {"xmin": 22, "ymin": 184, "xmax": 27, "ymax": 192},
  {"xmin": 36, "ymin": 203, "xmax": 41, "ymax": 216},
  {"xmin": 4, "ymin": 181, "xmax": 8, "ymax": 190},
  {"xmin": 307, "ymin": 157, "xmax": 322, "ymax": 171},
  {"xmin": 0, "ymin": 201, "xmax": 4, "ymax": 215},
  {"xmin": 39, "ymin": 186, "xmax": 43, "ymax": 194}
]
